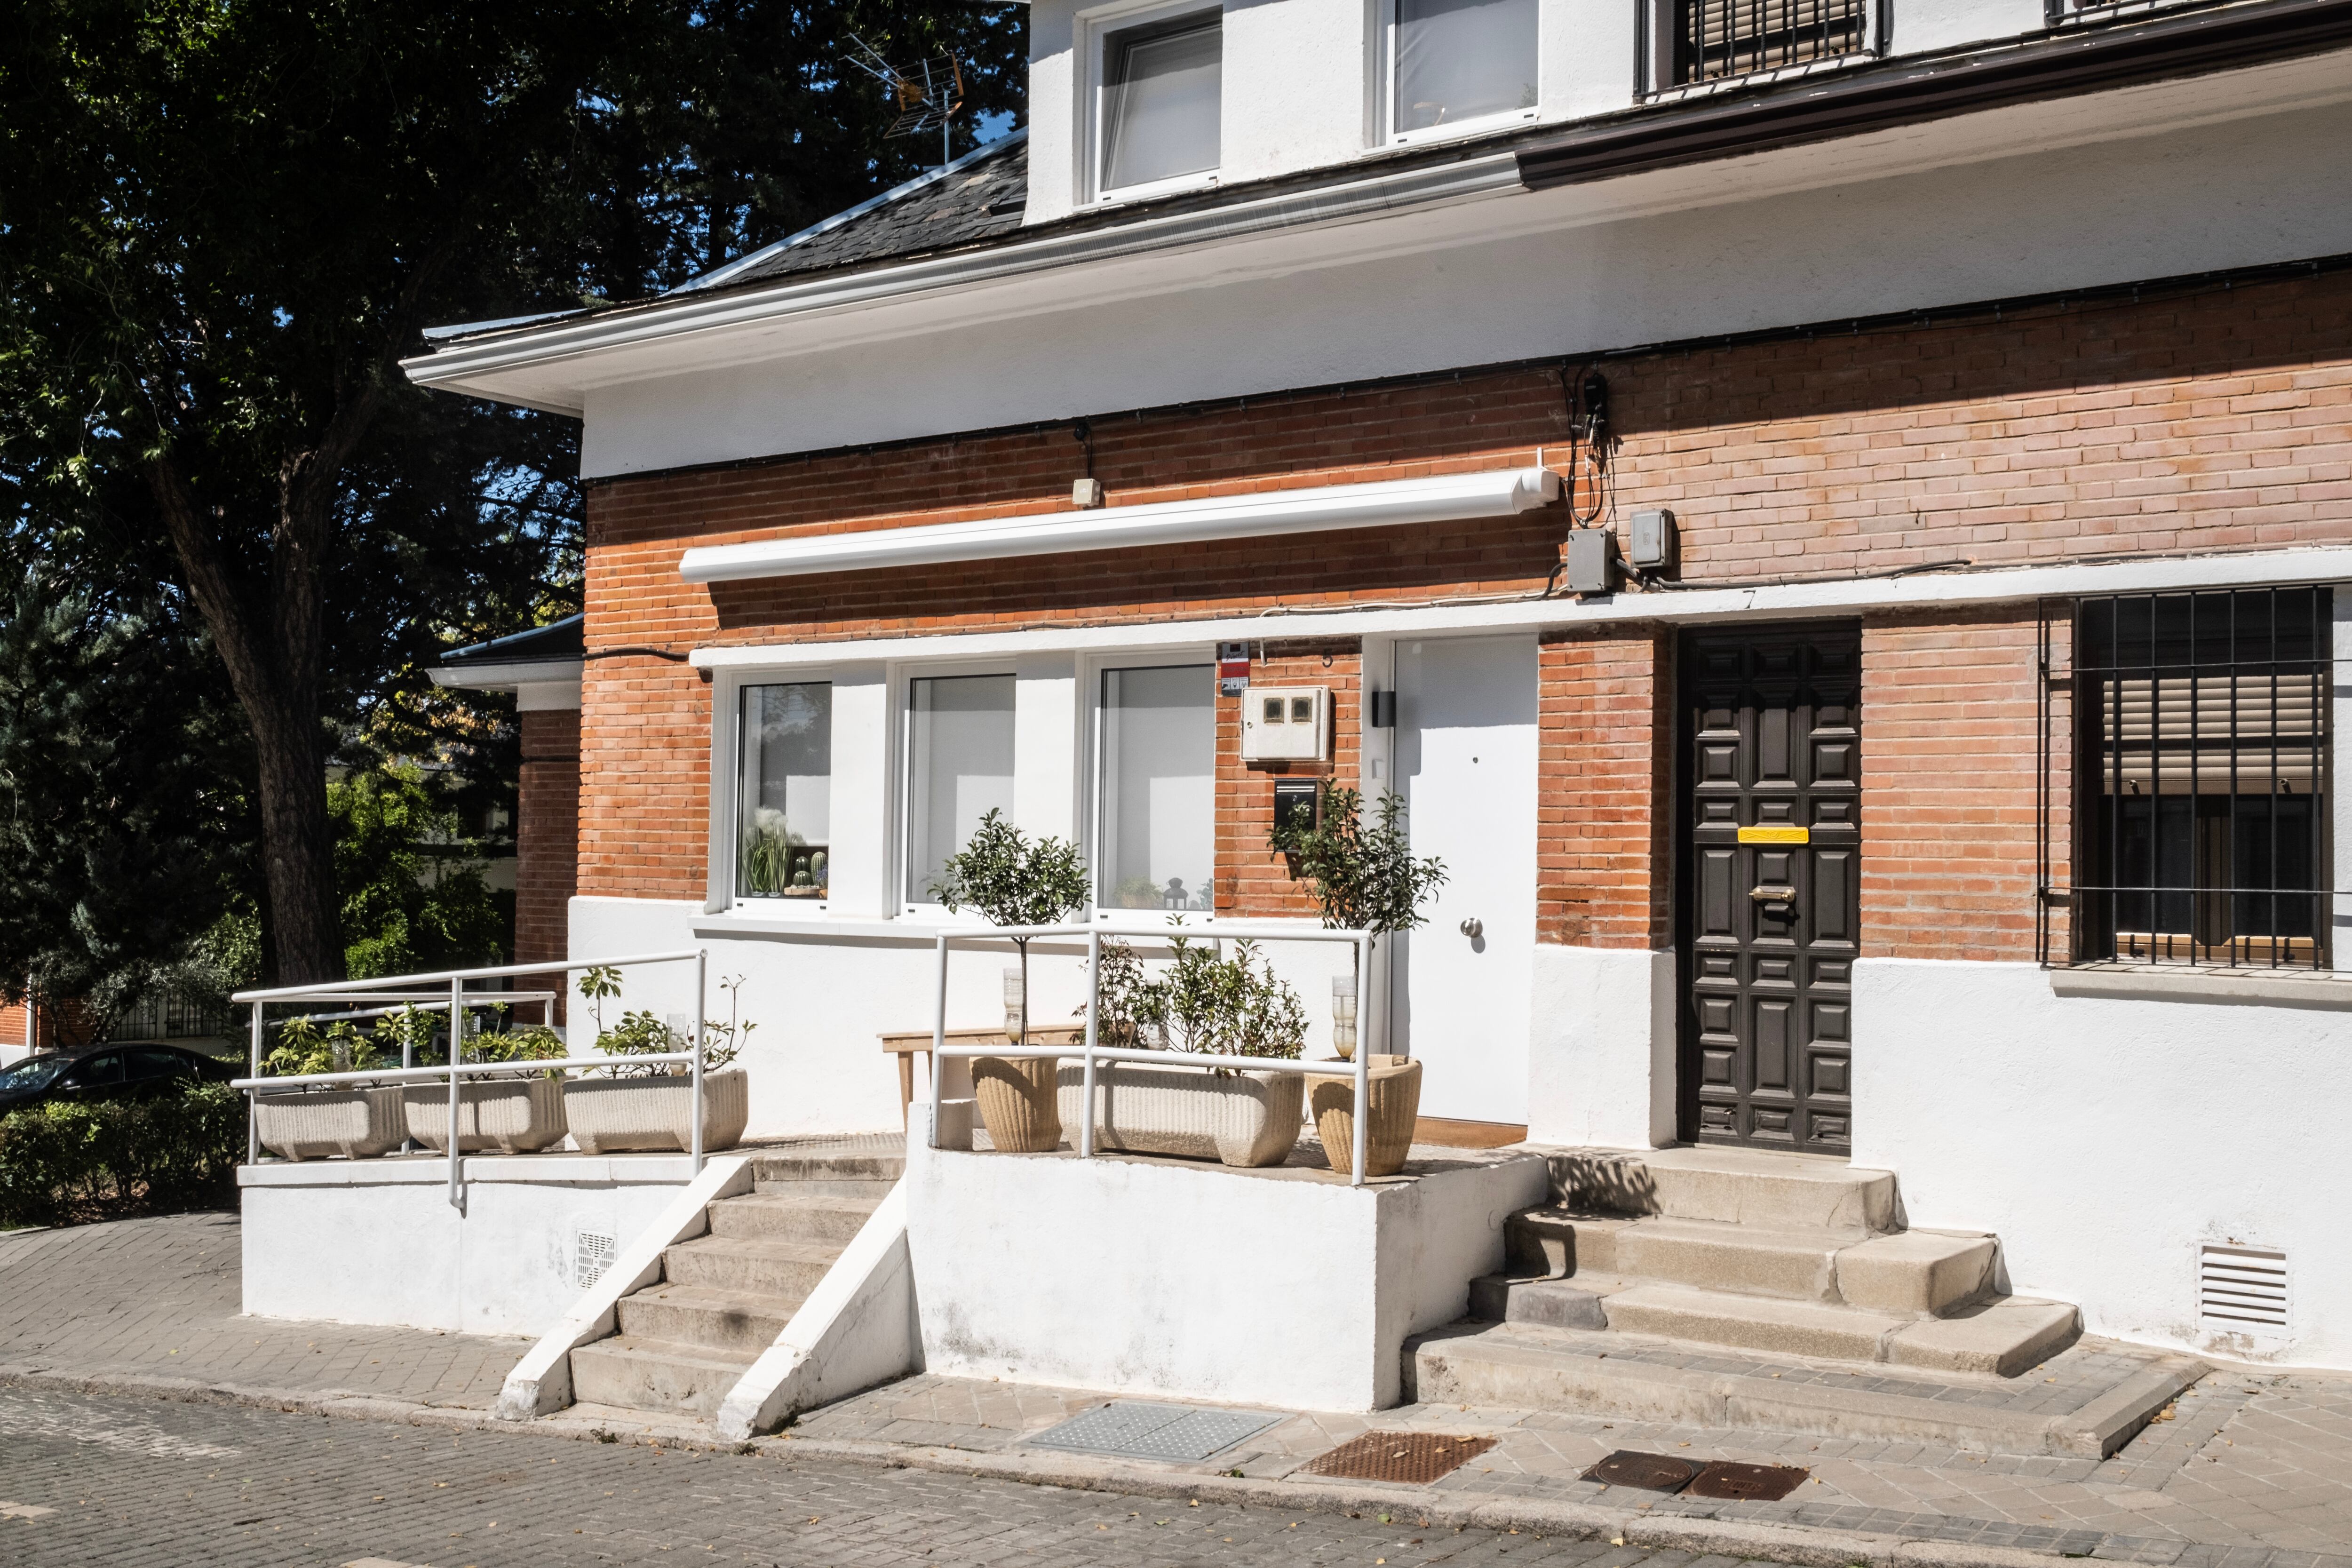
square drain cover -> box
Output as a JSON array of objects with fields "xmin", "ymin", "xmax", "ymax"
[
  {"xmin": 1583, "ymin": 1450, "xmax": 1700, "ymax": 1492},
  {"xmin": 1029, "ymin": 1401, "xmax": 1282, "ymax": 1463},
  {"xmin": 1688, "ymin": 1461, "xmax": 1809, "ymax": 1501},
  {"xmin": 1303, "ymin": 1431, "xmax": 1497, "ymax": 1484}
]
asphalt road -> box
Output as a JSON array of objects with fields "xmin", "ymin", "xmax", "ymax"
[{"xmin": 0, "ymin": 1387, "xmax": 1737, "ymax": 1568}]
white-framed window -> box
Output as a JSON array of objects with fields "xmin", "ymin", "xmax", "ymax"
[
  {"xmin": 905, "ymin": 672, "xmax": 1018, "ymax": 907},
  {"xmin": 736, "ymin": 682, "xmax": 833, "ymax": 901},
  {"xmin": 1382, "ymin": 0, "xmax": 1539, "ymax": 143},
  {"xmin": 1095, "ymin": 664, "xmax": 1216, "ymax": 912},
  {"xmin": 1090, "ymin": 4, "xmax": 1223, "ymax": 203}
]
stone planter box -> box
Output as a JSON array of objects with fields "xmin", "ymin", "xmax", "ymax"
[
  {"xmin": 561, "ymin": 1068, "xmax": 749, "ymax": 1155},
  {"xmin": 1304, "ymin": 1055, "xmax": 1423, "ymax": 1178},
  {"xmin": 1056, "ymin": 1061, "xmax": 1303, "ymax": 1168},
  {"xmin": 401, "ymin": 1077, "xmax": 568, "ymax": 1154},
  {"xmin": 972, "ymin": 1056, "xmax": 1061, "ymax": 1153},
  {"xmin": 254, "ymin": 1085, "xmax": 405, "ymax": 1162}
]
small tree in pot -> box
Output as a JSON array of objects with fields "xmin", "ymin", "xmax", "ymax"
[{"xmin": 932, "ymin": 809, "xmax": 1089, "ymax": 1152}]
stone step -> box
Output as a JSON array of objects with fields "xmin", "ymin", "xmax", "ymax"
[
  {"xmin": 707, "ymin": 1192, "xmax": 881, "ymax": 1246},
  {"xmin": 615, "ymin": 1282, "xmax": 801, "ymax": 1356},
  {"xmin": 1607, "ymin": 1281, "xmax": 2077, "ymax": 1373},
  {"xmin": 568, "ymin": 1336, "xmax": 757, "ymax": 1418},
  {"xmin": 749, "ymin": 1152, "xmax": 904, "ymax": 1186},
  {"xmin": 1406, "ymin": 1320, "xmax": 2203, "ymax": 1458},
  {"xmin": 1544, "ymin": 1146, "xmax": 1897, "ymax": 1237},
  {"xmin": 1507, "ymin": 1211, "xmax": 1997, "ymax": 1315},
  {"xmin": 660, "ymin": 1234, "xmax": 842, "ymax": 1299}
]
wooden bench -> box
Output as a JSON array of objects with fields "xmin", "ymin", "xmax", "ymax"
[{"xmin": 881, "ymin": 1027, "xmax": 1083, "ymax": 1129}]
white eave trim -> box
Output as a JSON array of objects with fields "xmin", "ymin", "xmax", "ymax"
[
  {"xmin": 429, "ymin": 659, "xmax": 586, "ymax": 691},
  {"xmin": 677, "ymin": 466, "xmax": 1563, "ymax": 584}
]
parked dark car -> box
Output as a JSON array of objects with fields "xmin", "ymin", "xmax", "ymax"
[{"xmin": 0, "ymin": 1043, "xmax": 238, "ymax": 1116}]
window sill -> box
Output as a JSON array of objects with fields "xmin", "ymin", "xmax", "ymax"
[
  {"xmin": 2048, "ymin": 963, "xmax": 2352, "ymax": 1010},
  {"xmin": 1384, "ymin": 110, "xmax": 1539, "ymax": 151},
  {"xmin": 696, "ymin": 909, "xmax": 944, "ymax": 942}
]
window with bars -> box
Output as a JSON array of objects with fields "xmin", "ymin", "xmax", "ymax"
[
  {"xmin": 1668, "ymin": 0, "xmax": 1868, "ymax": 88},
  {"xmin": 2064, "ymin": 587, "xmax": 2333, "ymax": 969}
]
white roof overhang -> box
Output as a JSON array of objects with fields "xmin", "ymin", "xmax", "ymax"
[{"xmin": 678, "ymin": 467, "xmax": 1563, "ymax": 584}]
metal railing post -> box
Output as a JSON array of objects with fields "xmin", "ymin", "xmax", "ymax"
[
  {"xmin": 1352, "ymin": 932, "xmax": 1372, "ymax": 1188},
  {"xmin": 1079, "ymin": 929, "xmax": 1101, "ymax": 1160},
  {"xmin": 246, "ymin": 1000, "xmax": 263, "ymax": 1166},
  {"xmin": 447, "ymin": 975, "xmax": 465, "ymax": 1212},
  {"xmin": 691, "ymin": 950, "xmax": 707, "ymax": 1178},
  {"xmin": 930, "ymin": 934, "xmax": 948, "ymax": 1150}
]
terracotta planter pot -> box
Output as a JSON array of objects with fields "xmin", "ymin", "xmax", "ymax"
[
  {"xmin": 562, "ymin": 1069, "xmax": 749, "ymax": 1155},
  {"xmin": 254, "ymin": 1085, "xmax": 405, "ymax": 1161},
  {"xmin": 1304, "ymin": 1055, "xmax": 1423, "ymax": 1178},
  {"xmin": 1055, "ymin": 1062, "xmax": 1303, "ymax": 1168},
  {"xmin": 401, "ymin": 1077, "xmax": 568, "ymax": 1154},
  {"xmin": 971, "ymin": 1055, "xmax": 1061, "ymax": 1153}
]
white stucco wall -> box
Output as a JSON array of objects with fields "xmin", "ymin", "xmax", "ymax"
[
  {"xmin": 239, "ymin": 1156, "xmax": 695, "ymax": 1337},
  {"xmin": 1853, "ymin": 958, "xmax": 2352, "ymax": 1369},
  {"xmin": 904, "ymin": 1139, "xmax": 1549, "ymax": 1409},
  {"xmin": 1527, "ymin": 945, "xmax": 1674, "ymax": 1149}
]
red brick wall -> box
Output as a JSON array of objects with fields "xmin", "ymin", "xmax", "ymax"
[
  {"xmin": 1214, "ymin": 640, "xmax": 1361, "ymax": 918},
  {"xmin": 1857, "ymin": 611, "xmax": 2065, "ymax": 963},
  {"xmin": 1536, "ymin": 629, "xmax": 1676, "ymax": 949},
  {"xmin": 580, "ymin": 659, "xmax": 709, "ymax": 900},
  {"xmin": 517, "ymin": 709, "xmax": 583, "ymax": 1003}
]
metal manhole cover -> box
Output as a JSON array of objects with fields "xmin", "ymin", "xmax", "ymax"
[
  {"xmin": 1688, "ymin": 1460, "xmax": 1809, "ymax": 1501},
  {"xmin": 1582, "ymin": 1450, "xmax": 1700, "ymax": 1492},
  {"xmin": 1028, "ymin": 1401, "xmax": 1283, "ymax": 1463},
  {"xmin": 1302, "ymin": 1431, "xmax": 1498, "ymax": 1484}
]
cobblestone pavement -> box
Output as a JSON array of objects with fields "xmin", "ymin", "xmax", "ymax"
[
  {"xmin": 0, "ymin": 1385, "xmax": 1732, "ymax": 1568},
  {"xmin": 0, "ymin": 1212, "xmax": 526, "ymax": 1408}
]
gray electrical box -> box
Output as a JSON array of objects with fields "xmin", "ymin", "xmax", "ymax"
[
  {"xmin": 1565, "ymin": 529, "xmax": 1619, "ymax": 594},
  {"xmin": 1629, "ymin": 508, "xmax": 1678, "ymax": 571}
]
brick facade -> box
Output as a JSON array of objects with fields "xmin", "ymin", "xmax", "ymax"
[
  {"xmin": 516, "ymin": 708, "xmax": 583, "ymax": 1011},
  {"xmin": 1215, "ymin": 639, "xmax": 1360, "ymax": 918},
  {"xmin": 576, "ymin": 269, "xmax": 2352, "ymax": 944}
]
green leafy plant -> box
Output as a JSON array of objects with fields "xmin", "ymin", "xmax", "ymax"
[
  {"xmin": 1139, "ymin": 937, "xmax": 1307, "ymax": 1063},
  {"xmin": 1077, "ymin": 939, "xmax": 1153, "ymax": 1049},
  {"xmin": 263, "ymin": 1016, "xmax": 381, "ymax": 1080},
  {"xmin": 931, "ymin": 809, "xmax": 1089, "ymax": 1046},
  {"xmin": 0, "ymin": 1083, "xmax": 244, "ymax": 1229},
  {"xmin": 742, "ymin": 810, "xmax": 793, "ymax": 895},
  {"xmin": 1269, "ymin": 783, "xmax": 1447, "ymax": 1056},
  {"xmin": 581, "ymin": 971, "xmax": 752, "ymax": 1078}
]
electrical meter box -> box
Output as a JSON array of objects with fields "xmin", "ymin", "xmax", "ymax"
[{"xmin": 1241, "ymin": 686, "xmax": 1331, "ymax": 762}]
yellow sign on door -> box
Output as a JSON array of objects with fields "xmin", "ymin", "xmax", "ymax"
[{"xmin": 1737, "ymin": 825, "xmax": 1811, "ymax": 845}]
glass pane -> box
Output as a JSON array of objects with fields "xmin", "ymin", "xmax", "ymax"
[
  {"xmin": 1099, "ymin": 666, "xmax": 1215, "ymax": 911},
  {"xmin": 907, "ymin": 674, "xmax": 1017, "ymax": 903},
  {"xmin": 739, "ymin": 684, "xmax": 833, "ymax": 899},
  {"xmin": 1395, "ymin": 0, "xmax": 1536, "ymax": 133},
  {"xmin": 1102, "ymin": 16, "xmax": 1221, "ymax": 191}
]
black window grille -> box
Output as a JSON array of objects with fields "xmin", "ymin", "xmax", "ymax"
[
  {"xmin": 1674, "ymin": 0, "xmax": 1867, "ymax": 87},
  {"xmin": 2045, "ymin": 587, "xmax": 2334, "ymax": 969}
]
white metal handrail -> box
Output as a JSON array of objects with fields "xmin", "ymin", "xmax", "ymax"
[
  {"xmin": 231, "ymin": 949, "xmax": 708, "ymax": 1211},
  {"xmin": 928, "ymin": 920, "xmax": 1381, "ymax": 1185}
]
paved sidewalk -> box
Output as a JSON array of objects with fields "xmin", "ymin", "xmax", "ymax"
[{"xmin": 8, "ymin": 1211, "xmax": 2352, "ymax": 1568}]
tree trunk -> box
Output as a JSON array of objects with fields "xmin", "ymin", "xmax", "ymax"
[{"xmin": 247, "ymin": 684, "xmax": 342, "ymax": 984}]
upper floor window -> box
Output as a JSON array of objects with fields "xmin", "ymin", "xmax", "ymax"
[
  {"xmin": 1666, "ymin": 0, "xmax": 1867, "ymax": 88},
  {"xmin": 1096, "ymin": 665, "xmax": 1215, "ymax": 912},
  {"xmin": 906, "ymin": 673, "xmax": 1017, "ymax": 906},
  {"xmin": 2071, "ymin": 588, "xmax": 2331, "ymax": 969},
  {"xmin": 738, "ymin": 683, "xmax": 832, "ymax": 900},
  {"xmin": 1097, "ymin": 9, "xmax": 1222, "ymax": 199},
  {"xmin": 1387, "ymin": 0, "xmax": 1538, "ymax": 139}
]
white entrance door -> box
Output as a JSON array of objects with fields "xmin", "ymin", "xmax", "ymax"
[{"xmin": 1393, "ymin": 636, "xmax": 1538, "ymax": 1125}]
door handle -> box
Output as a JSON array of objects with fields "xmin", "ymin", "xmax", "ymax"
[
  {"xmin": 1459, "ymin": 918, "xmax": 1483, "ymax": 938},
  {"xmin": 1749, "ymin": 885, "xmax": 1797, "ymax": 903}
]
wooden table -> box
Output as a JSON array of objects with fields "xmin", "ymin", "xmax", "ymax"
[{"xmin": 880, "ymin": 1027, "xmax": 1082, "ymax": 1129}]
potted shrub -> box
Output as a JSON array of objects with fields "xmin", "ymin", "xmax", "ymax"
[
  {"xmin": 252, "ymin": 1017, "xmax": 405, "ymax": 1161},
  {"xmin": 560, "ymin": 967, "xmax": 754, "ymax": 1154},
  {"xmin": 931, "ymin": 809, "xmax": 1088, "ymax": 1154},
  {"xmin": 1271, "ymin": 783, "xmax": 1447, "ymax": 1178},
  {"xmin": 1058, "ymin": 932, "xmax": 1309, "ymax": 1167},
  {"xmin": 395, "ymin": 1006, "xmax": 571, "ymax": 1154}
]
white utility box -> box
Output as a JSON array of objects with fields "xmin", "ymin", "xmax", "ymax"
[{"xmin": 1241, "ymin": 686, "xmax": 1331, "ymax": 762}]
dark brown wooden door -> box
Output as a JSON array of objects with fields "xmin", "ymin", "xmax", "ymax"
[{"xmin": 1677, "ymin": 626, "xmax": 1861, "ymax": 1154}]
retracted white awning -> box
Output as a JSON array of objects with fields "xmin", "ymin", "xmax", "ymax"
[{"xmin": 676, "ymin": 466, "xmax": 1562, "ymax": 584}]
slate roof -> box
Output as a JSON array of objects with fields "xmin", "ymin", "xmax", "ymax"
[{"xmin": 439, "ymin": 613, "xmax": 585, "ymax": 671}]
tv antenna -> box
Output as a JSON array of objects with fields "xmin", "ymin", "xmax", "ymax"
[{"xmin": 844, "ymin": 35, "xmax": 966, "ymax": 169}]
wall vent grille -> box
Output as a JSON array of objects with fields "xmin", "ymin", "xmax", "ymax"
[
  {"xmin": 2199, "ymin": 1243, "xmax": 2288, "ymax": 1330},
  {"xmin": 575, "ymin": 1230, "xmax": 618, "ymax": 1290}
]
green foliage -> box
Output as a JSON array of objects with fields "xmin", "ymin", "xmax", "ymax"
[
  {"xmin": 0, "ymin": 1084, "xmax": 244, "ymax": 1229},
  {"xmin": 263, "ymin": 1017, "xmax": 381, "ymax": 1079},
  {"xmin": 930, "ymin": 811, "xmax": 1090, "ymax": 930},
  {"xmin": 1080, "ymin": 939, "xmax": 1156, "ymax": 1050},
  {"xmin": 1269, "ymin": 784, "xmax": 1449, "ymax": 941},
  {"xmin": 588, "ymin": 974, "xmax": 752, "ymax": 1078},
  {"xmin": 332, "ymin": 764, "xmax": 510, "ymax": 981},
  {"xmin": 1082, "ymin": 934, "xmax": 1307, "ymax": 1061}
]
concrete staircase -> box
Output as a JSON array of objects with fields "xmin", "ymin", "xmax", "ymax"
[
  {"xmin": 1410, "ymin": 1147, "xmax": 2199, "ymax": 1455},
  {"xmin": 568, "ymin": 1148, "xmax": 902, "ymax": 1418}
]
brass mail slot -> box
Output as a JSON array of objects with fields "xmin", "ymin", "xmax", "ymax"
[
  {"xmin": 1738, "ymin": 825, "xmax": 1810, "ymax": 845},
  {"xmin": 1750, "ymin": 884, "xmax": 1798, "ymax": 903}
]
